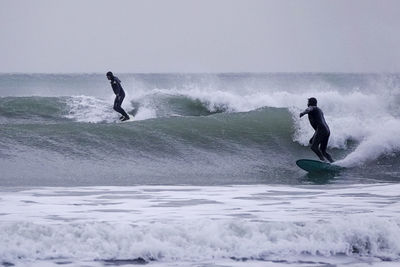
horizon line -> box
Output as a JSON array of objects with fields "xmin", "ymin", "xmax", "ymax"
[{"xmin": 1, "ymin": 71, "xmax": 399, "ymax": 75}]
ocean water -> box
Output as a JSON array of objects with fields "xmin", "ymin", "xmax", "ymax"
[{"xmin": 0, "ymin": 73, "xmax": 399, "ymax": 266}]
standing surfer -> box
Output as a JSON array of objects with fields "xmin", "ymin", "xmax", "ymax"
[
  {"xmin": 106, "ymin": 71, "xmax": 130, "ymax": 121},
  {"xmin": 300, "ymin": 97, "xmax": 334, "ymax": 163}
]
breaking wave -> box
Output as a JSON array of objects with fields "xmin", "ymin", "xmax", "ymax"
[{"xmin": 1, "ymin": 73, "xmax": 399, "ymax": 185}]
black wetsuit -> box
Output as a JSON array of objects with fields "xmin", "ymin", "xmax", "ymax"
[
  {"xmin": 110, "ymin": 77, "xmax": 130, "ymax": 119},
  {"xmin": 300, "ymin": 105, "xmax": 333, "ymax": 162}
]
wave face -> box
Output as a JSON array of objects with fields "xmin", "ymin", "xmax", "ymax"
[{"xmin": 0, "ymin": 73, "xmax": 399, "ymax": 185}]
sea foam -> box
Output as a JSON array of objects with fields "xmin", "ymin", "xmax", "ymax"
[{"xmin": 1, "ymin": 217, "xmax": 399, "ymax": 263}]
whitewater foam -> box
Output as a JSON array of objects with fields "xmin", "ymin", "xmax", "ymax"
[
  {"xmin": 65, "ymin": 95, "xmax": 116, "ymax": 123},
  {"xmin": 337, "ymin": 118, "xmax": 400, "ymax": 167},
  {"xmin": 1, "ymin": 184, "xmax": 400, "ymax": 264},
  {"xmin": 1, "ymin": 217, "xmax": 399, "ymax": 263},
  {"xmin": 64, "ymin": 94, "xmax": 157, "ymax": 123}
]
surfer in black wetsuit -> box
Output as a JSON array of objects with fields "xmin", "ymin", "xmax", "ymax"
[
  {"xmin": 300, "ymin": 97, "xmax": 334, "ymax": 163},
  {"xmin": 106, "ymin": 71, "xmax": 130, "ymax": 121}
]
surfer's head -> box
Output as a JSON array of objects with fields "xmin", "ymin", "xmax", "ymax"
[
  {"xmin": 106, "ymin": 71, "xmax": 114, "ymax": 80},
  {"xmin": 308, "ymin": 97, "xmax": 317, "ymax": 107}
]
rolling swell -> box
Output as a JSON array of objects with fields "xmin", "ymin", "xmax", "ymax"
[
  {"xmin": 0, "ymin": 98, "xmax": 311, "ymax": 185},
  {"xmin": 1, "ymin": 105, "xmax": 296, "ymax": 160},
  {"xmin": 0, "ymin": 96, "xmax": 68, "ymax": 123}
]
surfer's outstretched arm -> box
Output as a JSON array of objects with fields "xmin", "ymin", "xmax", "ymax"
[{"xmin": 300, "ymin": 106, "xmax": 314, "ymax": 117}]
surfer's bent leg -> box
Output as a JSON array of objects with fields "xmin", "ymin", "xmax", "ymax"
[
  {"xmin": 310, "ymin": 131, "xmax": 325, "ymax": 161},
  {"xmin": 320, "ymin": 132, "xmax": 334, "ymax": 163},
  {"xmin": 113, "ymin": 95, "xmax": 130, "ymax": 119},
  {"xmin": 309, "ymin": 133, "xmax": 316, "ymax": 145}
]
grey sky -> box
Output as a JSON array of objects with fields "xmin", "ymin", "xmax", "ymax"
[{"xmin": 1, "ymin": 0, "xmax": 400, "ymax": 73}]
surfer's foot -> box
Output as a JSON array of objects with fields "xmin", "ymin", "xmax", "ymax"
[
  {"xmin": 323, "ymin": 154, "xmax": 334, "ymax": 163},
  {"xmin": 119, "ymin": 116, "xmax": 124, "ymax": 120},
  {"xmin": 321, "ymin": 157, "xmax": 334, "ymax": 163},
  {"xmin": 121, "ymin": 116, "xmax": 130, "ymax": 121}
]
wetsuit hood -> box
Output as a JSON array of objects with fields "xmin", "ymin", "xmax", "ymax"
[
  {"xmin": 106, "ymin": 71, "xmax": 114, "ymax": 80},
  {"xmin": 308, "ymin": 97, "xmax": 317, "ymax": 107}
]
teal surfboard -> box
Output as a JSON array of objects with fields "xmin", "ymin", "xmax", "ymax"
[{"xmin": 296, "ymin": 159, "xmax": 343, "ymax": 173}]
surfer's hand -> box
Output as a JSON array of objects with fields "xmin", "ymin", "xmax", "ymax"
[{"xmin": 299, "ymin": 112, "xmax": 304, "ymax": 118}]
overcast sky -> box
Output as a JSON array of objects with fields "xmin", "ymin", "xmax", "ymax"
[{"xmin": 1, "ymin": 0, "xmax": 400, "ymax": 73}]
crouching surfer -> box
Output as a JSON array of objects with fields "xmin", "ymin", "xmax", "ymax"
[
  {"xmin": 106, "ymin": 71, "xmax": 130, "ymax": 121},
  {"xmin": 299, "ymin": 97, "xmax": 334, "ymax": 163}
]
